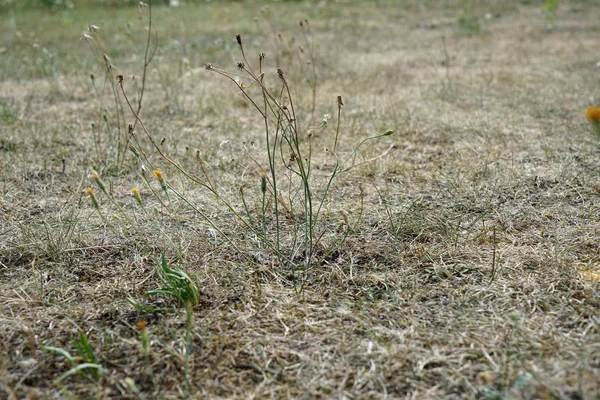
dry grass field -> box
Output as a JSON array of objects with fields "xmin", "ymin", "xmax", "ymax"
[{"xmin": 1, "ymin": 0, "xmax": 600, "ymax": 398}]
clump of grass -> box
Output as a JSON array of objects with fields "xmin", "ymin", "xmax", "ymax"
[
  {"xmin": 457, "ymin": 0, "xmax": 480, "ymax": 36},
  {"xmin": 543, "ymin": 0, "xmax": 560, "ymax": 30},
  {"xmin": 0, "ymin": 136, "xmax": 15, "ymax": 152},
  {"xmin": 1, "ymin": 101, "xmax": 18, "ymax": 125},
  {"xmin": 148, "ymin": 254, "xmax": 200, "ymax": 308},
  {"xmin": 41, "ymin": 332, "xmax": 104, "ymax": 385}
]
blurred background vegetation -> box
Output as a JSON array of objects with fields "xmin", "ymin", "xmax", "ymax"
[{"xmin": 0, "ymin": 0, "xmax": 313, "ymax": 11}]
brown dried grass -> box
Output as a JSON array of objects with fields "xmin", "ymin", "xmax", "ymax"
[{"xmin": 1, "ymin": 1, "xmax": 599, "ymax": 399}]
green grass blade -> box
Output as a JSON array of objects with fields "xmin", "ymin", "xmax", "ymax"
[
  {"xmin": 55, "ymin": 363, "xmax": 104, "ymax": 384},
  {"xmin": 41, "ymin": 346, "xmax": 76, "ymax": 367}
]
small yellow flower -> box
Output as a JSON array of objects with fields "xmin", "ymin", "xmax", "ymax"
[
  {"xmin": 87, "ymin": 187, "xmax": 99, "ymax": 210},
  {"xmin": 132, "ymin": 188, "xmax": 143, "ymax": 207},
  {"xmin": 586, "ymin": 105, "xmax": 600, "ymax": 124},
  {"xmin": 91, "ymin": 169, "xmax": 107, "ymax": 194},
  {"xmin": 153, "ymin": 169, "xmax": 169, "ymax": 199},
  {"xmin": 136, "ymin": 320, "xmax": 147, "ymax": 331}
]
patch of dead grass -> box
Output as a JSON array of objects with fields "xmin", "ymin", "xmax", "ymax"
[{"xmin": 1, "ymin": 1, "xmax": 600, "ymax": 398}]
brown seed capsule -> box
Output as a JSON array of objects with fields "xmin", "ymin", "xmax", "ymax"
[
  {"xmin": 236, "ymin": 34, "xmax": 242, "ymax": 46},
  {"xmin": 337, "ymin": 95, "xmax": 344, "ymax": 107},
  {"xmin": 103, "ymin": 54, "xmax": 111, "ymax": 71}
]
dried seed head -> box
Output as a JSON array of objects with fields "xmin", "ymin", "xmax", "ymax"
[
  {"xmin": 103, "ymin": 54, "xmax": 111, "ymax": 68},
  {"xmin": 259, "ymin": 52, "xmax": 265, "ymax": 62},
  {"xmin": 236, "ymin": 62, "xmax": 245, "ymax": 71},
  {"xmin": 337, "ymin": 95, "xmax": 344, "ymax": 107},
  {"xmin": 117, "ymin": 74, "xmax": 123, "ymax": 84},
  {"xmin": 128, "ymin": 124, "xmax": 134, "ymax": 134},
  {"xmin": 260, "ymin": 172, "xmax": 267, "ymax": 194},
  {"xmin": 277, "ymin": 68, "xmax": 285, "ymax": 80},
  {"xmin": 129, "ymin": 145, "xmax": 140, "ymax": 159},
  {"xmin": 280, "ymin": 98, "xmax": 289, "ymax": 110},
  {"xmin": 205, "ymin": 62, "xmax": 213, "ymax": 70},
  {"xmin": 236, "ymin": 34, "xmax": 242, "ymax": 46},
  {"xmin": 160, "ymin": 137, "xmax": 166, "ymax": 145},
  {"xmin": 340, "ymin": 210, "xmax": 349, "ymax": 226},
  {"xmin": 88, "ymin": 24, "xmax": 99, "ymax": 33},
  {"xmin": 195, "ymin": 149, "xmax": 200, "ymax": 159}
]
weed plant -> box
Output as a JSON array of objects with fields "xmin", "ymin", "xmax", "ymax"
[
  {"xmin": 81, "ymin": 1, "xmax": 394, "ymax": 291},
  {"xmin": 41, "ymin": 332, "xmax": 104, "ymax": 384}
]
